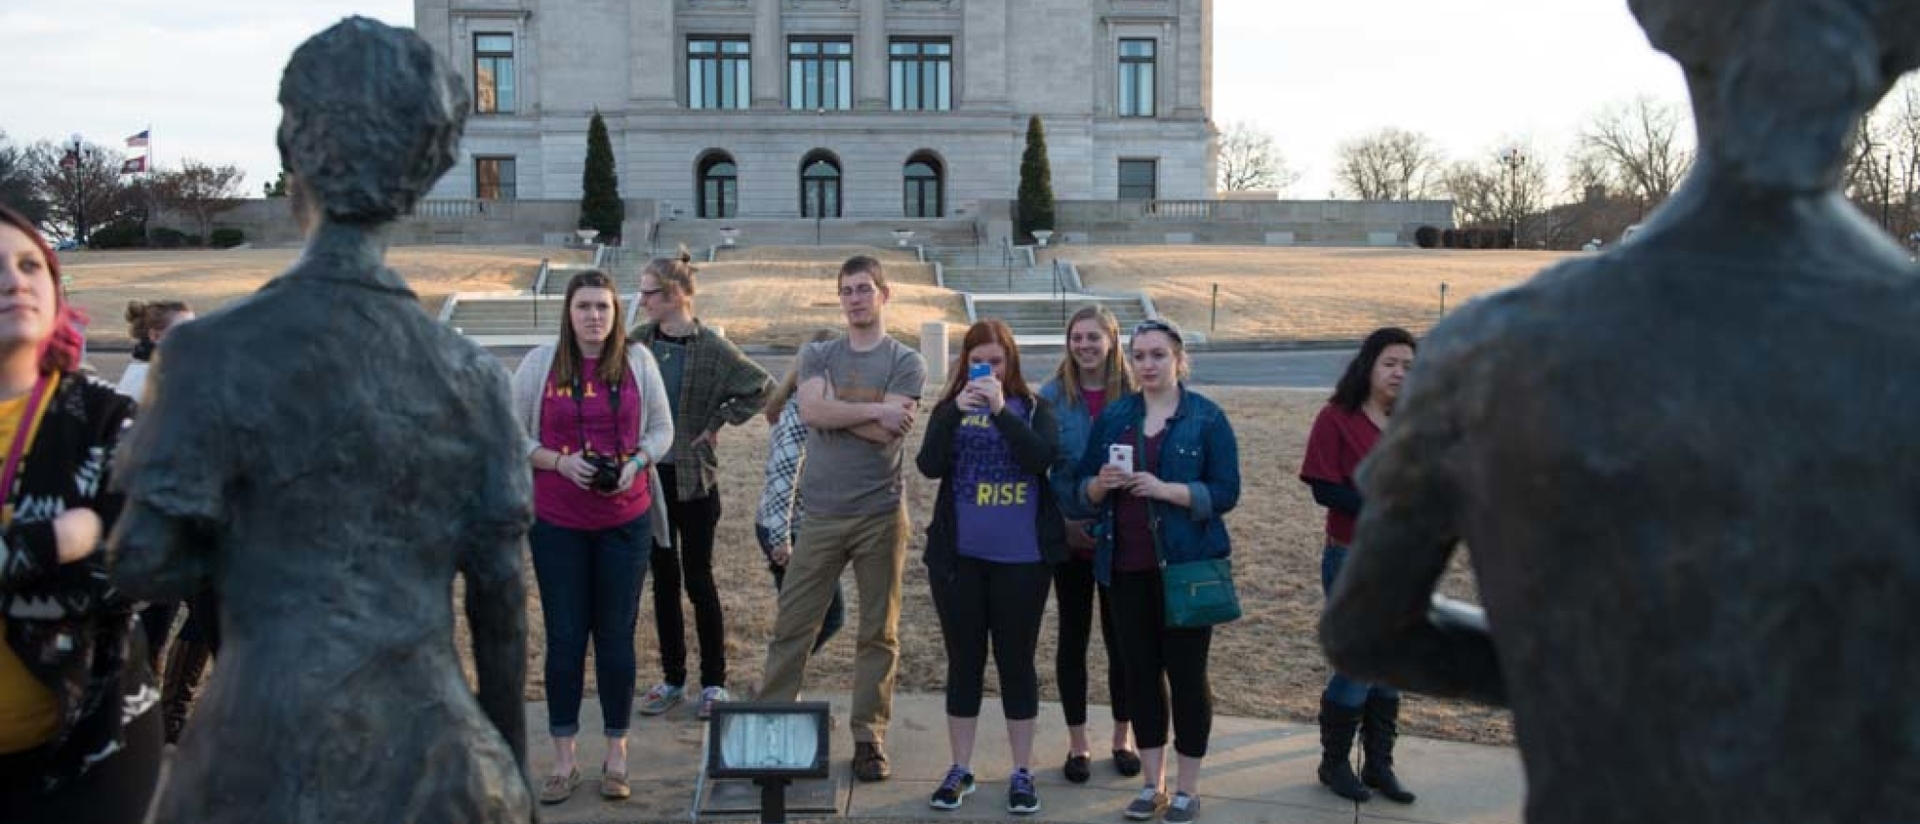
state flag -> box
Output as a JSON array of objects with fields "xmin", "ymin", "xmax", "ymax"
[{"xmin": 120, "ymin": 156, "xmax": 147, "ymax": 174}]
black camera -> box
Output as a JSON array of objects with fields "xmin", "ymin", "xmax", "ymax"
[{"xmin": 585, "ymin": 453, "xmax": 623, "ymax": 493}]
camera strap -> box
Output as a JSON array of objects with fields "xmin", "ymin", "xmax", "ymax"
[{"xmin": 571, "ymin": 368, "xmax": 625, "ymax": 458}]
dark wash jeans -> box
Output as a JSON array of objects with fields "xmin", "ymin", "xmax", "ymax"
[
  {"xmin": 1321, "ymin": 542, "xmax": 1399, "ymax": 708},
  {"xmin": 530, "ymin": 512, "xmax": 652, "ymax": 738}
]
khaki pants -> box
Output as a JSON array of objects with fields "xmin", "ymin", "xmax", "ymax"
[{"xmin": 757, "ymin": 506, "xmax": 908, "ymax": 745}]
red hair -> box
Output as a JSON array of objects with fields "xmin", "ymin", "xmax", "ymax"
[
  {"xmin": 937, "ymin": 319, "xmax": 1032, "ymax": 407},
  {"xmin": 0, "ymin": 205, "xmax": 87, "ymax": 374}
]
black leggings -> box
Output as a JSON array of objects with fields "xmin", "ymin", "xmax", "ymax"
[
  {"xmin": 0, "ymin": 655, "xmax": 164, "ymax": 824},
  {"xmin": 1110, "ymin": 568, "xmax": 1214, "ymax": 758},
  {"xmin": 929, "ymin": 555, "xmax": 1053, "ymax": 720},
  {"xmin": 649, "ymin": 463, "xmax": 727, "ymax": 689},
  {"xmin": 1053, "ymin": 554, "xmax": 1129, "ymax": 727}
]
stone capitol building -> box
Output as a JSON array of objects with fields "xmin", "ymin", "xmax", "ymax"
[{"xmin": 413, "ymin": 0, "xmax": 1217, "ymax": 220}]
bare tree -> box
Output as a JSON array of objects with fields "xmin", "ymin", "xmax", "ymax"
[
  {"xmin": 1216, "ymin": 121, "xmax": 1299, "ymax": 194},
  {"xmin": 1844, "ymin": 77, "xmax": 1920, "ymax": 242},
  {"xmin": 1443, "ymin": 142, "xmax": 1551, "ymax": 247},
  {"xmin": 1573, "ymin": 96, "xmax": 1695, "ymax": 215},
  {"xmin": 154, "ymin": 159, "xmax": 247, "ymax": 243},
  {"xmin": 25, "ymin": 139, "xmax": 134, "ymax": 243},
  {"xmin": 0, "ymin": 132, "xmax": 47, "ymax": 226},
  {"xmin": 1334, "ymin": 127, "xmax": 1445, "ymax": 200}
]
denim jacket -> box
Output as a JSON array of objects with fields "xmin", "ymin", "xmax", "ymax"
[
  {"xmin": 1073, "ymin": 386, "xmax": 1241, "ymax": 586},
  {"xmin": 1038, "ymin": 379, "xmax": 1120, "ymax": 521}
]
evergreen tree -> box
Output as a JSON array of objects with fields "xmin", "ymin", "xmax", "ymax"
[
  {"xmin": 1017, "ymin": 115, "xmax": 1055, "ymax": 242},
  {"xmin": 579, "ymin": 110, "xmax": 624, "ymax": 240}
]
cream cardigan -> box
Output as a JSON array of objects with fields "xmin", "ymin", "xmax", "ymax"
[{"xmin": 510, "ymin": 342, "xmax": 675, "ymax": 544}]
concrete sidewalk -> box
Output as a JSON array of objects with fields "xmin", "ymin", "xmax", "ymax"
[{"xmin": 530, "ymin": 692, "xmax": 1524, "ymax": 824}]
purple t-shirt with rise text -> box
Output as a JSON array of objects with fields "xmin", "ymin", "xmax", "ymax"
[{"xmin": 953, "ymin": 397, "xmax": 1042, "ymax": 563}]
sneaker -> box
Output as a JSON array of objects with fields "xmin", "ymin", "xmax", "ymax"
[
  {"xmin": 696, "ymin": 686, "xmax": 729, "ymax": 720},
  {"xmin": 1163, "ymin": 792, "xmax": 1200, "ymax": 823},
  {"xmin": 637, "ymin": 683, "xmax": 684, "ymax": 716},
  {"xmin": 1007, "ymin": 768, "xmax": 1041, "ymax": 815},
  {"xmin": 928, "ymin": 765, "xmax": 975, "ymax": 810},
  {"xmin": 1123, "ymin": 787, "xmax": 1168, "ymax": 821}
]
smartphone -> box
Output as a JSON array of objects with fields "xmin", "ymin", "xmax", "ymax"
[
  {"xmin": 969, "ymin": 362, "xmax": 992, "ymax": 381},
  {"xmin": 1108, "ymin": 443, "xmax": 1134, "ymax": 471}
]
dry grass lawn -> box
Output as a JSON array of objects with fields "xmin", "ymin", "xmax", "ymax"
[
  {"xmin": 1059, "ymin": 245, "xmax": 1573, "ymax": 341},
  {"xmin": 458, "ymin": 386, "xmax": 1515, "ymax": 748},
  {"xmin": 59, "ymin": 246, "xmax": 588, "ymax": 344},
  {"xmin": 677, "ymin": 257, "xmax": 966, "ymax": 349}
]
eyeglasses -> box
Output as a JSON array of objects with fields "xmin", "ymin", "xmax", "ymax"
[
  {"xmin": 838, "ymin": 284, "xmax": 877, "ymax": 298},
  {"xmin": 1132, "ymin": 319, "xmax": 1182, "ymax": 344}
]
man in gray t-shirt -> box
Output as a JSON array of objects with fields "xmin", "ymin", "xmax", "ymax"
[{"xmin": 757, "ymin": 255, "xmax": 927, "ymax": 782}]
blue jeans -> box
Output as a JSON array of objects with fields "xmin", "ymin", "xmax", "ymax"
[
  {"xmin": 530, "ymin": 513, "xmax": 653, "ymax": 738},
  {"xmin": 757, "ymin": 524, "xmax": 846, "ymax": 652},
  {"xmin": 1321, "ymin": 542, "xmax": 1399, "ymax": 709}
]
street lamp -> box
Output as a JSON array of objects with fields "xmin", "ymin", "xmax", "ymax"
[
  {"xmin": 67, "ymin": 133, "xmax": 92, "ymax": 245},
  {"xmin": 1499, "ymin": 146, "xmax": 1525, "ymax": 250}
]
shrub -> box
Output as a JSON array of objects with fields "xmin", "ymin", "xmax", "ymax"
[
  {"xmin": 1016, "ymin": 115, "xmax": 1055, "ymax": 242},
  {"xmin": 150, "ymin": 228, "xmax": 193, "ymax": 249},
  {"xmin": 210, "ymin": 228, "xmax": 246, "ymax": 249},
  {"xmin": 88, "ymin": 222, "xmax": 146, "ymax": 249},
  {"xmin": 1414, "ymin": 225, "xmax": 1440, "ymax": 248},
  {"xmin": 1441, "ymin": 228, "xmax": 1459, "ymax": 249}
]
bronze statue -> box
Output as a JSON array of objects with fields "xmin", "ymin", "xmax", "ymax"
[
  {"xmin": 1322, "ymin": 1, "xmax": 1920, "ymax": 822},
  {"xmin": 108, "ymin": 18, "xmax": 535, "ymax": 824}
]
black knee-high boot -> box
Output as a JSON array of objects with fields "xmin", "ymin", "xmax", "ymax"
[
  {"xmin": 1360, "ymin": 694, "xmax": 1415, "ymax": 803},
  {"xmin": 1317, "ymin": 697, "xmax": 1371, "ymax": 802}
]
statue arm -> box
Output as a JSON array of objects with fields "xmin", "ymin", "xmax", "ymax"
[
  {"xmin": 1319, "ymin": 390, "xmax": 1507, "ymax": 706},
  {"xmin": 461, "ymin": 535, "xmax": 529, "ymax": 772},
  {"xmin": 108, "ymin": 501, "xmax": 215, "ymax": 602}
]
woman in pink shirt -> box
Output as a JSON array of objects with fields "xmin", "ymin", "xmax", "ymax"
[
  {"xmin": 509, "ymin": 270, "xmax": 672, "ymax": 805},
  {"xmin": 1299, "ymin": 327, "xmax": 1416, "ymax": 805}
]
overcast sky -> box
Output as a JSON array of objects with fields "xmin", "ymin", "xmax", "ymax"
[{"xmin": 2, "ymin": 0, "xmax": 1690, "ymax": 199}]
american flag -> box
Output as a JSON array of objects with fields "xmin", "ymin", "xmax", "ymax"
[{"xmin": 125, "ymin": 130, "xmax": 149, "ymax": 148}]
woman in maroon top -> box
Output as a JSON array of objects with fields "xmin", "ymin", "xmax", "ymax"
[
  {"xmin": 1299, "ymin": 327, "xmax": 1416, "ymax": 804},
  {"xmin": 509, "ymin": 270, "xmax": 672, "ymax": 805}
]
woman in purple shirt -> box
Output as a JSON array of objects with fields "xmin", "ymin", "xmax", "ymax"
[
  {"xmin": 509, "ymin": 270, "xmax": 672, "ymax": 805},
  {"xmin": 915, "ymin": 319, "xmax": 1063, "ymax": 816}
]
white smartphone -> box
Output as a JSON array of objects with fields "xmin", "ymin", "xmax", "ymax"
[{"xmin": 1108, "ymin": 443, "xmax": 1134, "ymax": 472}]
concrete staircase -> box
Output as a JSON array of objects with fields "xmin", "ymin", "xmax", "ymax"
[
  {"xmin": 971, "ymin": 294, "xmax": 1153, "ymax": 342},
  {"xmin": 652, "ymin": 218, "xmax": 975, "ymax": 254}
]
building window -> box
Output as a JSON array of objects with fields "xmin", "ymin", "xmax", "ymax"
[
  {"xmin": 889, "ymin": 39, "xmax": 952, "ymax": 111},
  {"xmin": 475, "ymin": 156, "xmax": 516, "ymax": 200},
  {"xmin": 1118, "ymin": 39, "xmax": 1156, "ymax": 117},
  {"xmin": 789, "ymin": 38, "xmax": 853, "ymax": 111},
  {"xmin": 904, "ymin": 153, "xmax": 943, "ymax": 218},
  {"xmin": 698, "ymin": 151, "xmax": 738, "ymax": 219},
  {"xmin": 1118, "ymin": 159, "xmax": 1157, "ymax": 200},
  {"xmin": 474, "ymin": 34, "xmax": 515, "ymax": 114},
  {"xmin": 800, "ymin": 151, "xmax": 842, "ymax": 218},
  {"xmin": 689, "ymin": 37, "xmax": 751, "ymax": 110}
]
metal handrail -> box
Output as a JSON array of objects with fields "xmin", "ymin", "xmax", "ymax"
[{"xmin": 531, "ymin": 258, "xmax": 550, "ymax": 330}]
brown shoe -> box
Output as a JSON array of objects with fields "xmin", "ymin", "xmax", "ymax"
[
  {"xmin": 600, "ymin": 767, "xmax": 631, "ymax": 800},
  {"xmin": 853, "ymin": 741, "xmax": 891, "ymax": 782},
  {"xmin": 539, "ymin": 767, "xmax": 580, "ymax": 804}
]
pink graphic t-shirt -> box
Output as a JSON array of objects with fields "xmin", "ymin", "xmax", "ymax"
[{"xmin": 535, "ymin": 357, "xmax": 651, "ymax": 530}]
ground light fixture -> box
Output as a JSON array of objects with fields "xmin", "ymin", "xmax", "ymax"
[{"xmin": 705, "ymin": 701, "xmax": 831, "ymax": 824}]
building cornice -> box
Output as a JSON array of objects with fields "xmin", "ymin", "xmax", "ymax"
[{"xmin": 450, "ymin": 8, "xmax": 532, "ymax": 21}]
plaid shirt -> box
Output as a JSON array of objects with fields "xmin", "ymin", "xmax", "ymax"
[
  {"xmin": 755, "ymin": 398, "xmax": 806, "ymax": 558},
  {"xmin": 629, "ymin": 320, "xmax": 772, "ymax": 500}
]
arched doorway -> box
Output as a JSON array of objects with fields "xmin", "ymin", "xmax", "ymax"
[
  {"xmin": 903, "ymin": 152, "xmax": 944, "ymax": 218},
  {"xmin": 697, "ymin": 151, "xmax": 737, "ymax": 219},
  {"xmin": 800, "ymin": 151, "xmax": 841, "ymax": 218}
]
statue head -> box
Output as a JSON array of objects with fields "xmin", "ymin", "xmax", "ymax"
[
  {"xmin": 276, "ymin": 17, "xmax": 469, "ymax": 225},
  {"xmin": 1628, "ymin": 0, "xmax": 1920, "ymax": 191}
]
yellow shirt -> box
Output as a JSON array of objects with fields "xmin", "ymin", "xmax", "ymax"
[{"xmin": 0, "ymin": 387, "xmax": 60, "ymax": 755}]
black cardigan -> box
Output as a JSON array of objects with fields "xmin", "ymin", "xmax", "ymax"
[
  {"xmin": 915, "ymin": 394, "xmax": 1065, "ymax": 580},
  {"xmin": 0, "ymin": 372, "xmax": 143, "ymax": 794}
]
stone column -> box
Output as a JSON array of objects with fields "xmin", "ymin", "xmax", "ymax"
[
  {"xmin": 630, "ymin": 1, "xmax": 677, "ymax": 106},
  {"xmin": 921, "ymin": 322, "xmax": 949, "ymax": 385},
  {"xmin": 753, "ymin": 0, "xmax": 783, "ymax": 108},
  {"xmin": 856, "ymin": 0, "xmax": 888, "ymax": 110},
  {"xmin": 962, "ymin": 0, "xmax": 1009, "ymax": 109}
]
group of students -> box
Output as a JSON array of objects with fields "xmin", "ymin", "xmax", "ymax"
[
  {"xmin": 0, "ymin": 202, "xmax": 1421, "ymax": 824},
  {"xmin": 516, "ymin": 250, "xmax": 1252, "ymax": 823}
]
